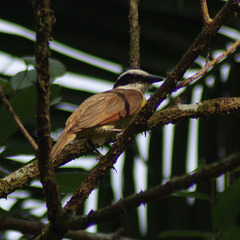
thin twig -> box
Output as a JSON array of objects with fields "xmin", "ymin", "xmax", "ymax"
[
  {"xmin": 200, "ymin": 0, "xmax": 212, "ymax": 25},
  {"xmin": 0, "ymin": 86, "xmax": 38, "ymax": 152},
  {"xmin": 129, "ymin": 0, "xmax": 140, "ymax": 68},
  {"xmin": 176, "ymin": 38, "xmax": 240, "ymax": 89}
]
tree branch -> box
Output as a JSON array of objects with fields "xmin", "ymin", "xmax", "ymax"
[
  {"xmin": 200, "ymin": 0, "xmax": 212, "ymax": 25},
  {"xmin": 129, "ymin": 0, "xmax": 140, "ymax": 68},
  {"xmin": 2, "ymin": 32, "xmax": 239, "ymax": 198},
  {"xmin": 147, "ymin": 97, "xmax": 240, "ymax": 129},
  {"xmin": 63, "ymin": 0, "xmax": 240, "ymax": 213},
  {"xmin": 1, "ymin": 97, "xmax": 240, "ymax": 199},
  {"xmin": 2, "ymin": 153, "xmax": 240, "ymax": 236},
  {"xmin": 1, "ymin": 1, "xmax": 239, "ymax": 239},
  {"xmin": 5, "ymin": 153, "xmax": 240, "ymax": 237},
  {"xmin": 34, "ymin": 0, "xmax": 62, "ymax": 227},
  {"xmin": 37, "ymin": 152, "xmax": 240, "ymax": 232},
  {"xmin": 176, "ymin": 38, "xmax": 240, "ymax": 89},
  {"xmin": 0, "ymin": 216, "xmax": 134, "ymax": 240},
  {"xmin": 0, "ymin": 86, "xmax": 38, "ymax": 152},
  {"xmin": 1, "ymin": 0, "xmax": 237, "ymax": 204},
  {"xmin": 70, "ymin": 152, "xmax": 240, "ymax": 230}
]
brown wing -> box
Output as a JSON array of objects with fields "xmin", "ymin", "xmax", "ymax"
[
  {"xmin": 66, "ymin": 88, "xmax": 144, "ymax": 134},
  {"xmin": 50, "ymin": 88, "xmax": 144, "ymax": 161}
]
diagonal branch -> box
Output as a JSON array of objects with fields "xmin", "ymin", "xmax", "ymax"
[
  {"xmin": 0, "ymin": 31, "xmax": 240, "ymax": 201},
  {"xmin": 68, "ymin": 152, "xmax": 240, "ymax": 230},
  {"xmin": 0, "ymin": 86, "xmax": 38, "ymax": 152},
  {"xmin": 63, "ymin": 0, "xmax": 240, "ymax": 213},
  {"xmin": 0, "ymin": 97, "xmax": 240, "ymax": 199},
  {"xmin": 3, "ymin": 152, "xmax": 240, "ymax": 236},
  {"xmin": 176, "ymin": 38, "xmax": 240, "ymax": 89},
  {"xmin": 0, "ymin": 0, "xmax": 239, "ymax": 210}
]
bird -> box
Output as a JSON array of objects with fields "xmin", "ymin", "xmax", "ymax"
[{"xmin": 50, "ymin": 69, "xmax": 163, "ymax": 161}]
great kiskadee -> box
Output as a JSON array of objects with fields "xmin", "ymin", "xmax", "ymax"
[{"xmin": 50, "ymin": 69, "xmax": 163, "ymax": 161}]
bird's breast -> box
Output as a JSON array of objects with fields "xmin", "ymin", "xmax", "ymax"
[{"xmin": 76, "ymin": 115, "xmax": 136, "ymax": 145}]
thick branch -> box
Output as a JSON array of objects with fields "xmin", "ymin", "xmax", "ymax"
[
  {"xmin": 3, "ymin": 153, "xmax": 240, "ymax": 235},
  {"xmin": 75, "ymin": 152, "xmax": 240, "ymax": 229},
  {"xmin": 3, "ymin": 153, "xmax": 240, "ymax": 236},
  {"xmin": 0, "ymin": 216, "xmax": 133, "ymax": 240},
  {"xmin": 34, "ymin": 0, "xmax": 62, "ymax": 226},
  {"xmin": 1, "ymin": 97, "xmax": 240, "ymax": 199},
  {"xmin": 2, "ymin": 34, "xmax": 239, "ymax": 200},
  {"xmin": 0, "ymin": 0, "xmax": 238, "ymax": 212},
  {"xmin": 147, "ymin": 97, "xmax": 240, "ymax": 129},
  {"xmin": 63, "ymin": 0, "xmax": 240, "ymax": 213},
  {"xmin": 3, "ymin": 153, "xmax": 240, "ymax": 237}
]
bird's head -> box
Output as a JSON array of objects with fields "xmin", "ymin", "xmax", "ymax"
[{"xmin": 113, "ymin": 69, "xmax": 163, "ymax": 92}]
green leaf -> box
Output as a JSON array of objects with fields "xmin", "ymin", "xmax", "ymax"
[
  {"xmin": 222, "ymin": 228, "xmax": 240, "ymax": 240},
  {"xmin": 0, "ymin": 84, "xmax": 61, "ymax": 144},
  {"xmin": 23, "ymin": 56, "xmax": 66, "ymax": 79},
  {"xmin": 48, "ymin": 58, "xmax": 66, "ymax": 78},
  {"xmin": 212, "ymin": 186, "xmax": 240, "ymax": 231},
  {"xmin": 10, "ymin": 57, "xmax": 66, "ymax": 91},
  {"xmin": 0, "ymin": 86, "xmax": 36, "ymax": 143},
  {"xmin": 10, "ymin": 69, "xmax": 36, "ymax": 90},
  {"xmin": 0, "ymin": 207, "xmax": 10, "ymax": 216},
  {"xmin": 173, "ymin": 191, "xmax": 210, "ymax": 201},
  {"xmin": 22, "ymin": 56, "xmax": 35, "ymax": 66},
  {"xmin": 159, "ymin": 230, "xmax": 212, "ymax": 239},
  {"xmin": 0, "ymin": 78, "xmax": 13, "ymax": 94},
  {"xmin": 55, "ymin": 172, "xmax": 87, "ymax": 193}
]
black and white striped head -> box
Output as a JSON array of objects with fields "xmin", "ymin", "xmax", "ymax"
[{"xmin": 113, "ymin": 69, "xmax": 163, "ymax": 92}]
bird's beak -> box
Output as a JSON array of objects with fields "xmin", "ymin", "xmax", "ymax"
[{"xmin": 148, "ymin": 75, "xmax": 164, "ymax": 83}]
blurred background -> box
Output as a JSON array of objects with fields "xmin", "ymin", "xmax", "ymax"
[{"xmin": 0, "ymin": 0, "xmax": 240, "ymax": 239}]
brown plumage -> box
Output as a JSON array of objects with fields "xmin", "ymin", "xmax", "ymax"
[{"xmin": 50, "ymin": 88, "xmax": 144, "ymax": 161}]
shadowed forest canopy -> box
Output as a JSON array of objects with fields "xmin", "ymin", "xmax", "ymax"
[{"xmin": 1, "ymin": 0, "xmax": 240, "ymax": 239}]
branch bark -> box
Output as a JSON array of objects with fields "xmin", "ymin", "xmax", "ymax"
[
  {"xmin": 200, "ymin": 0, "xmax": 212, "ymax": 25},
  {"xmin": 1, "ymin": 1, "xmax": 240, "ymax": 238},
  {"xmin": 33, "ymin": 0, "xmax": 62, "ymax": 229},
  {"xmin": 32, "ymin": 152, "xmax": 240, "ymax": 232},
  {"xmin": 70, "ymin": 152, "xmax": 240, "ymax": 230},
  {"xmin": 176, "ymin": 38, "xmax": 240, "ymax": 89},
  {"xmin": 129, "ymin": 0, "xmax": 140, "ymax": 68},
  {"xmin": 2, "ymin": 152, "xmax": 240, "ymax": 235},
  {"xmin": 1, "ymin": 0, "xmax": 238, "ymax": 203},
  {"xmin": 0, "ymin": 97, "xmax": 240, "ymax": 199},
  {"xmin": 0, "ymin": 216, "xmax": 134, "ymax": 240},
  {"xmin": 63, "ymin": 0, "xmax": 240, "ymax": 213}
]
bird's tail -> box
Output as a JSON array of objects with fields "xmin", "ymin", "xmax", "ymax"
[{"xmin": 50, "ymin": 129, "xmax": 76, "ymax": 161}]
